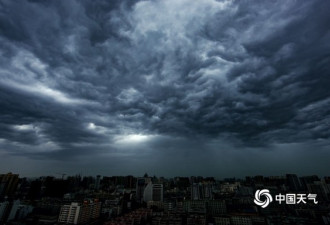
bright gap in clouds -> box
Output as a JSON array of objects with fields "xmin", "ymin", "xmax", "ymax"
[
  {"xmin": 114, "ymin": 134, "xmax": 155, "ymax": 145},
  {"xmin": 126, "ymin": 134, "xmax": 150, "ymax": 142},
  {"xmin": 13, "ymin": 124, "xmax": 34, "ymax": 131}
]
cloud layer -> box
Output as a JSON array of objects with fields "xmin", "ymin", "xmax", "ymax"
[{"xmin": 0, "ymin": 0, "xmax": 330, "ymax": 177}]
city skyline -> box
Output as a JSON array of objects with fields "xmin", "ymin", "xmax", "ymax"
[
  {"xmin": 1, "ymin": 171, "xmax": 328, "ymax": 224},
  {"xmin": 0, "ymin": 0, "xmax": 330, "ymax": 177}
]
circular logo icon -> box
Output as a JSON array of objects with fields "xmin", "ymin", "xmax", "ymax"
[{"xmin": 254, "ymin": 189, "xmax": 273, "ymax": 208}]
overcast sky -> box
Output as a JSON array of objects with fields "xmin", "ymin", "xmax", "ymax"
[{"xmin": 0, "ymin": 0, "xmax": 330, "ymax": 178}]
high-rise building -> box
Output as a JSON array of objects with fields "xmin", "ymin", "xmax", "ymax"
[
  {"xmin": 143, "ymin": 182, "xmax": 163, "ymax": 203},
  {"xmin": 191, "ymin": 182, "xmax": 214, "ymax": 200},
  {"xmin": 58, "ymin": 202, "xmax": 80, "ymax": 224},
  {"xmin": 307, "ymin": 181, "xmax": 329, "ymax": 201},
  {"xmin": 152, "ymin": 184, "xmax": 163, "ymax": 202},
  {"xmin": 95, "ymin": 175, "xmax": 101, "ymax": 191},
  {"xmin": 183, "ymin": 200, "xmax": 226, "ymax": 215},
  {"xmin": 15, "ymin": 204, "xmax": 34, "ymax": 221},
  {"xmin": 58, "ymin": 200, "xmax": 101, "ymax": 224},
  {"xmin": 136, "ymin": 177, "xmax": 151, "ymax": 203},
  {"xmin": 0, "ymin": 200, "xmax": 32, "ymax": 222},
  {"xmin": 187, "ymin": 214, "xmax": 206, "ymax": 225},
  {"xmin": 231, "ymin": 216, "xmax": 252, "ymax": 225},
  {"xmin": 7, "ymin": 200, "xmax": 20, "ymax": 222},
  {"xmin": 300, "ymin": 175, "xmax": 320, "ymax": 191},
  {"xmin": 215, "ymin": 217, "xmax": 231, "ymax": 225},
  {"xmin": 208, "ymin": 200, "xmax": 227, "ymax": 215},
  {"xmin": 286, "ymin": 174, "xmax": 302, "ymax": 191},
  {"xmin": 0, "ymin": 173, "xmax": 19, "ymax": 197},
  {"xmin": 0, "ymin": 201, "xmax": 9, "ymax": 222},
  {"xmin": 143, "ymin": 182, "xmax": 153, "ymax": 203}
]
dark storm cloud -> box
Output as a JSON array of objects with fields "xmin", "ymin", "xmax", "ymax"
[{"xmin": 0, "ymin": 0, "xmax": 330, "ymax": 176}]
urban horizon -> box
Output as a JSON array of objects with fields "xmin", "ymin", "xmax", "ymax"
[
  {"xmin": 1, "ymin": 171, "xmax": 329, "ymax": 224},
  {"xmin": 2, "ymin": 171, "xmax": 330, "ymax": 182}
]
